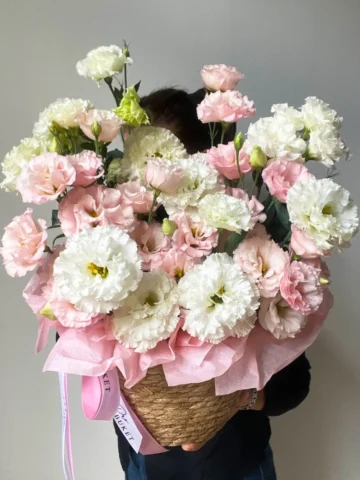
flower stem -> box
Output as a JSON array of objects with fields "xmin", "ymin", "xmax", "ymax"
[
  {"xmin": 209, "ymin": 123, "xmax": 216, "ymax": 147},
  {"xmin": 124, "ymin": 64, "xmax": 128, "ymax": 91},
  {"xmin": 250, "ymin": 170, "xmax": 261, "ymax": 197},
  {"xmin": 220, "ymin": 123, "xmax": 228, "ymax": 145},
  {"xmin": 235, "ymin": 148, "xmax": 242, "ymax": 181},
  {"xmin": 104, "ymin": 78, "xmax": 118, "ymax": 106},
  {"xmin": 265, "ymin": 197, "xmax": 276, "ymax": 212},
  {"xmin": 280, "ymin": 230, "xmax": 292, "ymax": 247},
  {"xmin": 94, "ymin": 136, "xmax": 100, "ymax": 156},
  {"xmin": 147, "ymin": 190, "xmax": 160, "ymax": 223}
]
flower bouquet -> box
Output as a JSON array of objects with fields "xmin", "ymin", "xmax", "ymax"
[{"xmin": 1, "ymin": 43, "xmax": 358, "ymax": 454}]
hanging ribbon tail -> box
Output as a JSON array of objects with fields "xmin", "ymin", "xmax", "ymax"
[{"xmin": 58, "ymin": 373, "xmax": 76, "ymax": 480}]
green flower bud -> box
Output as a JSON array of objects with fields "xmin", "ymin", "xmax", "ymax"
[
  {"xmin": 250, "ymin": 146, "xmax": 267, "ymax": 169},
  {"xmin": 319, "ymin": 277, "xmax": 330, "ymax": 286},
  {"xmin": 91, "ymin": 121, "xmax": 102, "ymax": 138},
  {"xmin": 113, "ymin": 86, "xmax": 150, "ymax": 127},
  {"xmin": 40, "ymin": 303, "xmax": 57, "ymax": 321},
  {"xmin": 162, "ymin": 219, "xmax": 177, "ymax": 236},
  {"xmin": 49, "ymin": 137, "xmax": 63, "ymax": 154},
  {"xmin": 234, "ymin": 132, "xmax": 244, "ymax": 151}
]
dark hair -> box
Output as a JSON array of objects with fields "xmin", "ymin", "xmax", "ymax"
[{"xmin": 140, "ymin": 88, "xmax": 235, "ymax": 153}]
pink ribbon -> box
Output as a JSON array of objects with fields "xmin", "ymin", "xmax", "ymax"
[
  {"xmin": 58, "ymin": 373, "xmax": 76, "ymax": 480},
  {"xmin": 81, "ymin": 369, "xmax": 168, "ymax": 455},
  {"xmin": 59, "ymin": 370, "xmax": 167, "ymax": 480}
]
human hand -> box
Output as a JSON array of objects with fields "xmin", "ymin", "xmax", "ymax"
[{"xmin": 181, "ymin": 390, "xmax": 265, "ymax": 451}]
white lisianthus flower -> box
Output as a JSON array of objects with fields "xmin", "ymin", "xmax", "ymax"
[
  {"xmin": 1, "ymin": 137, "xmax": 47, "ymax": 192},
  {"xmin": 112, "ymin": 270, "xmax": 180, "ymax": 353},
  {"xmin": 122, "ymin": 126, "xmax": 187, "ymax": 180},
  {"xmin": 198, "ymin": 192, "xmax": 252, "ymax": 233},
  {"xmin": 246, "ymin": 117, "xmax": 306, "ymax": 161},
  {"xmin": 53, "ymin": 226, "xmax": 142, "ymax": 314},
  {"xmin": 33, "ymin": 98, "xmax": 94, "ymax": 142},
  {"xmin": 159, "ymin": 154, "xmax": 220, "ymax": 216},
  {"xmin": 287, "ymin": 177, "xmax": 358, "ymax": 250},
  {"xmin": 178, "ymin": 253, "xmax": 259, "ymax": 343},
  {"xmin": 271, "ymin": 103, "xmax": 305, "ymax": 131},
  {"xmin": 308, "ymin": 128, "xmax": 349, "ymax": 166},
  {"xmin": 76, "ymin": 45, "xmax": 133, "ymax": 83},
  {"xmin": 301, "ymin": 96, "xmax": 343, "ymax": 131}
]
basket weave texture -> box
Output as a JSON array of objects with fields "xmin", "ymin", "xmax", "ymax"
[{"xmin": 118, "ymin": 366, "xmax": 242, "ymax": 447}]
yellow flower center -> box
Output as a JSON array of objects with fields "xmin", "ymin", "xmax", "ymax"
[
  {"xmin": 87, "ymin": 262, "xmax": 109, "ymax": 278},
  {"xmin": 210, "ymin": 286, "xmax": 226, "ymax": 305},
  {"xmin": 174, "ymin": 268, "xmax": 184, "ymax": 279},
  {"xmin": 145, "ymin": 292, "xmax": 159, "ymax": 306},
  {"xmin": 322, "ymin": 204, "xmax": 333, "ymax": 216},
  {"xmin": 89, "ymin": 210, "xmax": 99, "ymax": 218}
]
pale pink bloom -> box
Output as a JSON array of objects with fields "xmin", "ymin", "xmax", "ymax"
[
  {"xmin": 1, "ymin": 209, "xmax": 48, "ymax": 277},
  {"xmin": 162, "ymin": 249, "xmax": 196, "ymax": 278},
  {"xmin": 50, "ymin": 294, "xmax": 104, "ymax": 328},
  {"xmin": 197, "ymin": 91, "xmax": 256, "ymax": 124},
  {"xmin": 23, "ymin": 246, "xmax": 63, "ymax": 353},
  {"xmin": 144, "ymin": 158, "xmax": 183, "ymax": 193},
  {"xmin": 226, "ymin": 187, "xmax": 266, "ymax": 228},
  {"xmin": 58, "ymin": 185, "xmax": 134, "ymax": 236},
  {"xmin": 116, "ymin": 180, "xmax": 153, "ymax": 213},
  {"xmin": 259, "ymin": 294, "xmax": 308, "ymax": 340},
  {"xmin": 131, "ymin": 221, "xmax": 171, "ymax": 270},
  {"xmin": 17, "ymin": 153, "xmax": 76, "ymax": 204},
  {"xmin": 173, "ymin": 214, "xmax": 218, "ymax": 258},
  {"xmin": 262, "ymin": 158, "xmax": 312, "ymax": 203},
  {"xmin": 280, "ymin": 260, "xmax": 323, "ymax": 314},
  {"xmin": 302, "ymin": 257, "xmax": 331, "ymax": 281},
  {"xmin": 290, "ymin": 225, "xmax": 327, "ymax": 258},
  {"xmin": 201, "ymin": 64, "xmax": 244, "ymax": 92},
  {"xmin": 207, "ymin": 142, "xmax": 251, "ymax": 180},
  {"xmin": 234, "ymin": 235, "xmax": 290, "ymax": 297},
  {"xmin": 68, "ymin": 150, "xmax": 104, "ymax": 187},
  {"xmin": 76, "ymin": 109, "xmax": 122, "ymax": 142}
]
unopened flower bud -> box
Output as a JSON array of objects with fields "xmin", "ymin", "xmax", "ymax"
[
  {"xmin": 250, "ymin": 146, "xmax": 267, "ymax": 169},
  {"xmin": 49, "ymin": 137, "xmax": 63, "ymax": 154},
  {"xmin": 91, "ymin": 121, "xmax": 102, "ymax": 138},
  {"xmin": 40, "ymin": 303, "xmax": 57, "ymax": 321},
  {"xmin": 162, "ymin": 219, "xmax": 177, "ymax": 236},
  {"xmin": 319, "ymin": 277, "xmax": 330, "ymax": 286},
  {"xmin": 123, "ymin": 46, "xmax": 130, "ymax": 58},
  {"xmin": 234, "ymin": 132, "xmax": 244, "ymax": 151}
]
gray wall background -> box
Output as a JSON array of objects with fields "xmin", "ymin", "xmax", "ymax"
[{"xmin": 0, "ymin": 1, "xmax": 359, "ymax": 479}]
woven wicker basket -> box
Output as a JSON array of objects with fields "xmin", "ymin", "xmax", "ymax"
[{"xmin": 118, "ymin": 366, "xmax": 242, "ymax": 447}]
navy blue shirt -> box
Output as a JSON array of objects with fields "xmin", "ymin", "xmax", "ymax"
[{"xmin": 115, "ymin": 354, "xmax": 311, "ymax": 479}]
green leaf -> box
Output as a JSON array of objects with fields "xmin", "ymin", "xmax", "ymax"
[
  {"xmin": 52, "ymin": 233, "xmax": 66, "ymax": 248},
  {"xmin": 114, "ymin": 86, "xmax": 124, "ymax": 106},
  {"xmin": 51, "ymin": 210, "xmax": 59, "ymax": 227},
  {"xmin": 107, "ymin": 149, "xmax": 124, "ymax": 161},
  {"xmin": 134, "ymin": 81, "xmax": 141, "ymax": 93},
  {"xmin": 274, "ymin": 201, "xmax": 290, "ymax": 230},
  {"xmin": 224, "ymin": 231, "xmax": 247, "ymax": 256}
]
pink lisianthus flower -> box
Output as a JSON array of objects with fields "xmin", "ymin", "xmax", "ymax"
[
  {"xmin": 162, "ymin": 249, "xmax": 197, "ymax": 279},
  {"xmin": 144, "ymin": 158, "xmax": 183, "ymax": 194},
  {"xmin": 290, "ymin": 226, "xmax": 328, "ymax": 259},
  {"xmin": 262, "ymin": 158, "xmax": 312, "ymax": 203},
  {"xmin": 259, "ymin": 294, "xmax": 308, "ymax": 340},
  {"xmin": 116, "ymin": 180, "xmax": 153, "ymax": 214},
  {"xmin": 234, "ymin": 234, "xmax": 290, "ymax": 298},
  {"xmin": 226, "ymin": 187, "xmax": 266, "ymax": 228},
  {"xmin": 207, "ymin": 142, "xmax": 251, "ymax": 180},
  {"xmin": 58, "ymin": 185, "xmax": 134, "ymax": 236},
  {"xmin": 280, "ymin": 260, "xmax": 323, "ymax": 314},
  {"xmin": 1, "ymin": 209, "xmax": 48, "ymax": 277},
  {"xmin": 50, "ymin": 292, "xmax": 104, "ymax": 329},
  {"xmin": 68, "ymin": 150, "xmax": 104, "ymax": 187},
  {"xmin": 76, "ymin": 109, "xmax": 122, "ymax": 142},
  {"xmin": 201, "ymin": 64, "xmax": 244, "ymax": 92},
  {"xmin": 131, "ymin": 221, "xmax": 172, "ymax": 270},
  {"xmin": 172, "ymin": 214, "xmax": 218, "ymax": 258},
  {"xmin": 197, "ymin": 91, "xmax": 256, "ymax": 124},
  {"xmin": 16, "ymin": 153, "xmax": 76, "ymax": 204}
]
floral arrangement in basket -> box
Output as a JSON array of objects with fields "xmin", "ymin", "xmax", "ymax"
[{"xmin": 1, "ymin": 43, "xmax": 358, "ymax": 447}]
